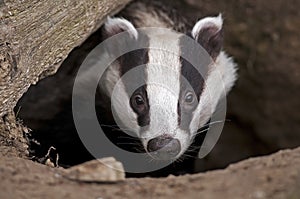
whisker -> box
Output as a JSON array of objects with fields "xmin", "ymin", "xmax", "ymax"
[
  {"xmin": 182, "ymin": 153, "xmax": 196, "ymax": 158},
  {"xmin": 99, "ymin": 124, "xmax": 135, "ymax": 132},
  {"xmin": 176, "ymin": 154, "xmax": 196, "ymax": 163},
  {"xmin": 195, "ymin": 127, "xmax": 210, "ymax": 135},
  {"xmin": 185, "ymin": 147, "xmax": 201, "ymax": 152},
  {"xmin": 116, "ymin": 136, "xmax": 140, "ymax": 140},
  {"xmin": 115, "ymin": 142, "xmax": 141, "ymax": 145},
  {"xmin": 175, "ymin": 157, "xmax": 184, "ymax": 163},
  {"xmin": 100, "ymin": 124, "xmax": 119, "ymax": 127},
  {"xmin": 116, "ymin": 128, "xmax": 135, "ymax": 131},
  {"xmin": 133, "ymin": 147, "xmax": 146, "ymax": 154},
  {"xmin": 200, "ymin": 119, "xmax": 229, "ymax": 129},
  {"xmin": 147, "ymin": 156, "xmax": 155, "ymax": 163},
  {"xmin": 195, "ymin": 118, "xmax": 232, "ymax": 136}
]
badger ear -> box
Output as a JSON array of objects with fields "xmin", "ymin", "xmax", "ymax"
[
  {"xmin": 103, "ymin": 17, "xmax": 138, "ymax": 39},
  {"xmin": 191, "ymin": 14, "xmax": 223, "ymax": 60}
]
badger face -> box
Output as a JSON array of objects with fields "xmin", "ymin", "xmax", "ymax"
[{"xmin": 101, "ymin": 15, "xmax": 237, "ymax": 161}]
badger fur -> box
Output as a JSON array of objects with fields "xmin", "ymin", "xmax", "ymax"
[{"xmin": 94, "ymin": 0, "xmax": 237, "ymax": 176}]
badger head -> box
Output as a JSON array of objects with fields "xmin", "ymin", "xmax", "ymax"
[{"xmin": 99, "ymin": 15, "xmax": 237, "ymax": 161}]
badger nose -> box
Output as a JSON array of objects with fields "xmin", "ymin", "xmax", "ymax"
[{"xmin": 147, "ymin": 135, "xmax": 181, "ymax": 160}]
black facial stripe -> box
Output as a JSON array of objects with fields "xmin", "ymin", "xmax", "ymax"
[
  {"xmin": 118, "ymin": 33, "xmax": 150, "ymax": 127},
  {"xmin": 118, "ymin": 32, "xmax": 150, "ymax": 90},
  {"xmin": 178, "ymin": 35, "xmax": 209, "ymax": 131},
  {"xmin": 119, "ymin": 48, "xmax": 149, "ymax": 76},
  {"xmin": 130, "ymin": 86, "xmax": 150, "ymax": 127},
  {"xmin": 180, "ymin": 57, "xmax": 205, "ymax": 101},
  {"xmin": 178, "ymin": 57, "xmax": 205, "ymax": 131},
  {"xmin": 179, "ymin": 34, "xmax": 209, "ymax": 99},
  {"xmin": 177, "ymin": 102, "xmax": 181, "ymax": 125}
]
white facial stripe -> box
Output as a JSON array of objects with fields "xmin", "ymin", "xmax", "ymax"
[
  {"xmin": 146, "ymin": 84, "xmax": 178, "ymax": 134},
  {"xmin": 109, "ymin": 63, "xmax": 140, "ymax": 135},
  {"xmin": 190, "ymin": 51, "xmax": 238, "ymax": 135},
  {"xmin": 145, "ymin": 33, "xmax": 182, "ymax": 138}
]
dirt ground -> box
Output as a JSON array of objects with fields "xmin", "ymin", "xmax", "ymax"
[
  {"xmin": 1, "ymin": 0, "xmax": 300, "ymax": 198},
  {"xmin": 0, "ymin": 147, "xmax": 299, "ymax": 199}
]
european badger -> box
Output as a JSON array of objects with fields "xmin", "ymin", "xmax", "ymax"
[{"xmin": 94, "ymin": 0, "xmax": 237, "ymax": 176}]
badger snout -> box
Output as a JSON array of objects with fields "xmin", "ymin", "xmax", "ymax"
[{"xmin": 147, "ymin": 135, "xmax": 181, "ymax": 160}]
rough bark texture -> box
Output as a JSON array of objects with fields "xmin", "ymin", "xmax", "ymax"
[{"xmin": 0, "ymin": 0, "xmax": 131, "ymax": 156}]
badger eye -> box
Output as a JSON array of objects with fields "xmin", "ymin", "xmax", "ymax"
[
  {"xmin": 134, "ymin": 95, "xmax": 144, "ymax": 106},
  {"xmin": 185, "ymin": 92, "xmax": 195, "ymax": 104}
]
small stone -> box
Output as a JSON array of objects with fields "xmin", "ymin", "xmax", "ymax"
[{"xmin": 62, "ymin": 157, "xmax": 125, "ymax": 183}]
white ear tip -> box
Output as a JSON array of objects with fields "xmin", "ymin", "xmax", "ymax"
[
  {"xmin": 216, "ymin": 13, "xmax": 223, "ymax": 27},
  {"xmin": 104, "ymin": 17, "xmax": 138, "ymax": 39},
  {"xmin": 192, "ymin": 14, "xmax": 224, "ymax": 39}
]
